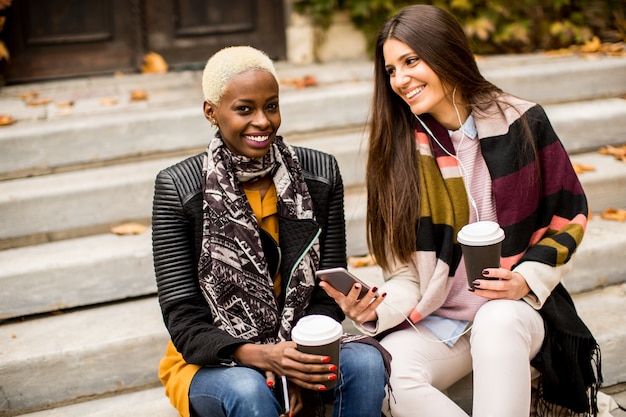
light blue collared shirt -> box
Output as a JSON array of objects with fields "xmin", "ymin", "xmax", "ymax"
[{"xmin": 448, "ymin": 113, "xmax": 477, "ymax": 140}]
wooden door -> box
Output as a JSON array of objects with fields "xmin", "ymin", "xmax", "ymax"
[
  {"xmin": 0, "ymin": 0, "xmax": 286, "ymax": 84},
  {"xmin": 1, "ymin": 0, "xmax": 138, "ymax": 83},
  {"xmin": 144, "ymin": 0, "xmax": 286, "ymax": 68}
]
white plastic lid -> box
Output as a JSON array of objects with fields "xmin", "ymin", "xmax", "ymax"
[
  {"xmin": 291, "ymin": 315, "xmax": 343, "ymax": 346},
  {"xmin": 457, "ymin": 221, "xmax": 505, "ymax": 246}
]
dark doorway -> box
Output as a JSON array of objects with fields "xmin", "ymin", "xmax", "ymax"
[{"xmin": 1, "ymin": 0, "xmax": 286, "ymax": 84}]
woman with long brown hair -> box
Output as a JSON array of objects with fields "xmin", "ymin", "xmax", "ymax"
[{"xmin": 320, "ymin": 5, "xmax": 614, "ymax": 417}]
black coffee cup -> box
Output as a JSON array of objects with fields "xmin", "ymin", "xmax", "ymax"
[{"xmin": 457, "ymin": 221, "xmax": 505, "ymax": 290}]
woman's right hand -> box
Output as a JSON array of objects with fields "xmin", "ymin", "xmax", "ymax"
[
  {"xmin": 234, "ymin": 341, "xmax": 337, "ymax": 391},
  {"xmin": 319, "ymin": 280, "xmax": 384, "ymax": 324}
]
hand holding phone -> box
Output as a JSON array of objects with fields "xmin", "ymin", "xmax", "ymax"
[{"xmin": 315, "ymin": 267, "xmax": 373, "ymax": 299}]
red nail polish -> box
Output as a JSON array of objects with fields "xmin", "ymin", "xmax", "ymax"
[
  {"xmin": 473, "ymin": 280, "xmax": 481, "ymax": 287},
  {"xmin": 328, "ymin": 374, "xmax": 337, "ymax": 380},
  {"xmin": 329, "ymin": 364, "xmax": 338, "ymax": 371},
  {"xmin": 321, "ymin": 356, "xmax": 331, "ymax": 363},
  {"xmin": 468, "ymin": 287, "xmax": 475, "ymax": 292},
  {"xmin": 319, "ymin": 386, "xmax": 327, "ymax": 391},
  {"xmin": 482, "ymin": 269, "xmax": 489, "ymax": 276},
  {"xmin": 371, "ymin": 286, "xmax": 378, "ymax": 293},
  {"xmin": 267, "ymin": 380, "xmax": 274, "ymax": 388}
]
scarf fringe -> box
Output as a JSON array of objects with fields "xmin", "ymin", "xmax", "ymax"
[{"xmin": 534, "ymin": 343, "xmax": 602, "ymax": 417}]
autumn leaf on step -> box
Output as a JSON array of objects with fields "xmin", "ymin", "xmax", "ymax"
[
  {"xmin": 580, "ymin": 36, "xmax": 602, "ymax": 53},
  {"xmin": 19, "ymin": 91, "xmax": 39, "ymax": 100},
  {"xmin": 348, "ymin": 254, "xmax": 376, "ymax": 268},
  {"xmin": 26, "ymin": 98, "xmax": 52, "ymax": 106},
  {"xmin": 0, "ymin": 114, "xmax": 15, "ymax": 126},
  {"xmin": 281, "ymin": 75, "xmax": 318, "ymax": 88},
  {"xmin": 110, "ymin": 222, "xmax": 148, "ymax": 235},
  {"xmin": 0, "ymin": 41, "xmax": 9, "ymax": 61},
  {"xmin": 599, "ymin": 208, "xmax": 626, "ymax": 222},
  {"xmin": 100, "ymin": 97, "xmax": 118, "ymax": 106},
  {"xmin": 130, "ymin": 90, "xmax": 148, "ymax": 101},
  {"xmin": 571, "ymin": 162, "xmax": 596, "ymax": 175},
  {"xmin": 56, "ymin": 100, "xmax": 74, "ymax": 108},
  {"xmin": 141, "ymin": 52, "xmax": 168, "ymax": 74},
  {"xmin": 598, "ymin": 144, "xmax": 626, "ymax": 162}
]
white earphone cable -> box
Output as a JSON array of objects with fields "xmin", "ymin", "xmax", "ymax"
[
  {"xmin": 380, "ymin": 298, "xmax": 473, "ymax": 344},
  {"xmin": 413, "ymin": 86, "xmax": 480, "ymax": 222}
]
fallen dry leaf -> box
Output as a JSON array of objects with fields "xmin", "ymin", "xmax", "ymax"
[
  {"xmin": 348, "ymin": 254, "xmax": 376, "ymax": 268},
  {"xmin": 0, "ymin": 41, "xmax": 9, "ymax": 61},
  {"xmin": 100, "ymin": 97, "xmax": 118, "ymax": 106},
  {"xmin": 580, "ymin": 36, "xmax": 602, "ymax": 53},
  {"xmin": 111, "ymin": 222, "xmax": 148, "ymax": 235},
  {"xmin": 281, "ymin": 75, "xmax": 318, "ymax": 89},
  {"xmin": 141, "ymin": 51, "xmax": 168, "ymax": 74},
  {"xmin": 26, "ymin": 98, "xmax": 52, "ymax": 106},
  {"xmin": 56, "ymin": 100, "xmax": 74, "ymax": 108},
  {"xmin": 130, "ymin": 90, "xmax": 148, "ymax": 101},
  {"xmin": 572, "ymin": 162, "xmax": 596, "ymax": 175},
  {"xmin": 599, "ymin": 207, "xmax": 626, "ymax": 222},
  {"xmin": 19, "ymin": 91, "xmax": 39, "ymax": 100},
  {"xmin": 598, "ymin": 144, "xmax": 626, "ymax": 162},
  {"xmin": 0, "ymin": 114, "xmax": 15, "ymax": 126}
]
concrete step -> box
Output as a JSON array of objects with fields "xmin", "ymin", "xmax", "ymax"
[
  {"xmin": 0, "ymin": 297, "xmax": 167, "ymax": 416},
  {"xmin": 14, "ymin": 387, "xmax": 177, "ymax": 417},
  {"xmin": 1, "ymin": 281, "xmax": 624, "ymax": 416},
  {"xmin": 1, "ymin": 127, "xmax": 625, "ymax": 248},
  {"xmin": 0, "ymin": 130, "xmax": 368, "ymax": 247},
  {"xmin": 12, "ymin": 382, "xmax": 626, "ymax": 417},
  {"xmin": 0, "ymin": 231, "xmax": 154, "ymax": 320},
  {"xmin": 1, "ymin": 171, "xmax": 625, "ymax": 320},
  {"xmin": 1, "ymin": 54, "xmax": 625, "ymax": 179},
  {"xmin": 1, "ymin": 211, "xmax": 624, "ymax": 321}
]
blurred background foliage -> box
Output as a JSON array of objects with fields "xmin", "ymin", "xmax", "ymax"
[{"xmin": 293, "ymin": 0, "xmax": 625, "ymax": 55}]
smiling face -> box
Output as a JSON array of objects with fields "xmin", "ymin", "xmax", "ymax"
[
  {"xmin": 383, "ymin": 38, "xmax": 461, "ymax": 129},
  {"xmin": 204, "ymin": 69, "xmax": 281, "ymax": 159}
]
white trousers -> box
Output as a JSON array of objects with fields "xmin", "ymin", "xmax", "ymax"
[{"xmin": 381, "ymin": 299, "xmax": 545, "ymax": 417}]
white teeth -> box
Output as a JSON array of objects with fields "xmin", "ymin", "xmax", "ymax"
[
  {"xmin": 245, "ymin": 135, "xmax": 269, "ymax": 142},
  {"xmin": 406, "ymin": 86, "xmax": 424, "ymax": 99}
]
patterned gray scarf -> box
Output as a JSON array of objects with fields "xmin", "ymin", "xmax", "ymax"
[{"xmin": 198, "ymin": 133, "xmax": 320, "ymax": 343}]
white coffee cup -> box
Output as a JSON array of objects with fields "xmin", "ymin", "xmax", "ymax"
[{"xmin": 291, "ymin": 315, "xmax": 342, "ymax": 389}]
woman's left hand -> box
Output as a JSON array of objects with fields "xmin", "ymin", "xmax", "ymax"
[{"xmin": 472, "ymin": 268, "xmax": 531, "ymax": 300}]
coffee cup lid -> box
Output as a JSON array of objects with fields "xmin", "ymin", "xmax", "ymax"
[
  {"xmin": 457, "ymin": 221, "xmax": 505, "ymax": 246},
  {"xmin": 291, "ymin": 315, "xmax": 343, "ymax": 346}
]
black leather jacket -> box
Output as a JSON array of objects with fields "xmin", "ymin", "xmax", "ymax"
[{"xmin": 152, "ymin": 146, "xmax": 347, "ymax": 365}]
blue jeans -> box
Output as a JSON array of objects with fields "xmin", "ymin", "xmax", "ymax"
[{"xmin": 189, "ymin": 342, "xmax": 386, "ymax": 417}]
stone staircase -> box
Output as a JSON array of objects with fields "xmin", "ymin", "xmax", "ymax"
[{"xmin": 1, "ymin": 53, "xmax": 626, "ymax": 416}]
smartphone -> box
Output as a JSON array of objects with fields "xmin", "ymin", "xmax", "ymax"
[{"xmin": 315, "ymin": 267, "xmax": 372, "ymax": 299}]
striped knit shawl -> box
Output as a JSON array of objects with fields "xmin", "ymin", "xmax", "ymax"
[
  {"xmin": 411, "ymin": 94, "xmax": 599, "ymax": 416},
  {"xmin": 409, "ymin": 95, "xmax": 588, "ymax": 322}
]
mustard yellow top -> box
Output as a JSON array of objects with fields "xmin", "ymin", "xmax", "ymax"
[{"xmin": 158, "ymin": 183, "xmax": 279, "ymax": 417}]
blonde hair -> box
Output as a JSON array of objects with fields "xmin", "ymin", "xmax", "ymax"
[{"xmin": 202, "ymin": 46, "xmax": 279, "ymax": 104}]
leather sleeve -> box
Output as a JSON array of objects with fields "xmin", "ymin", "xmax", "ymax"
[{"xmin": 152, "ymin": 156, "xmax": 244, "ymax": 365}]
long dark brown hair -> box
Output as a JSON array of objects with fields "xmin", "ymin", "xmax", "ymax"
[{"xmin": 367, "ymin": 5, "xmax": 508, "ymax": 271}]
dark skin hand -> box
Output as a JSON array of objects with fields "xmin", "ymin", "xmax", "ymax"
[
  {"xmin": 233, "ymin": 341, "xmax": 338, "ymax": 416},
  {"xmin": 471, "ymin": 268, "xmax": 531, "ymax": 300}
]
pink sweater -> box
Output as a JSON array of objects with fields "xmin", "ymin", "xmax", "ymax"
[{"xmin": 432, "ymin": 118, "xmax": 496, "ymax": 321}]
